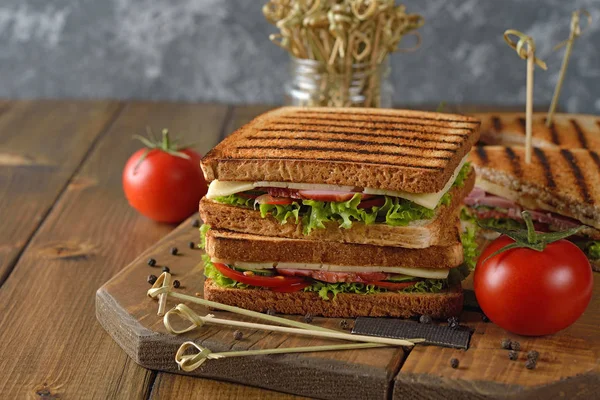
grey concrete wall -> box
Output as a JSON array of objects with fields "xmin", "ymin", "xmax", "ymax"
[{"xmin": 0, "ymin": 0, "xmax": 598, "ymax": 113}]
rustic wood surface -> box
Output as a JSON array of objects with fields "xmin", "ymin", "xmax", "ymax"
[{"xmin": 1, "ymin": 100, "xmax": 598, "ymax": 399}]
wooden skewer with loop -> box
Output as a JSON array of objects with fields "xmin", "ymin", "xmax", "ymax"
[
  {"xmin": 503, "ymin": 30, "xmax": 547, "ymax": 164},
  {"xmin": 546, "ymin": 10, "xmax": 592, "ymax": 127}
]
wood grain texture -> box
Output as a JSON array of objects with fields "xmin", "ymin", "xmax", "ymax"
[
  {"xmin": 0, "ymin": 100, "xmax": 123, "ymax": 284},
  {"xmin": 393, "ymin": 276, "xmax": 600, "ymax": 400},
  {"xmin": 0, "ymin": 102, "xmax": 229, "ymax": 399},
  {"xmin": 149, "ymin": 373, "xmax": 309, "ymax": 400}
]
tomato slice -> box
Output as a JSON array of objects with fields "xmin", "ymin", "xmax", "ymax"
[
  {"xmin": 368, "ymin": 281, "xmax": 417, "ymax": 290},
  {"xmin": 255, "ymin": 194, "xmax": 294, "ymax": 205},
  {"xmin": 298, "ymin": 190, "xmax": 365, "ymax": 202},
  {"xmin": 271, "ymin": 282, "xmax": 312, "ymax": 292},
  {"xmin": 213, "ymin": 263, "xmax": 305, "ymax": 287},
  {"xmin": 358, "ymin": 196, "xmax": 385, "ymax": 209}
]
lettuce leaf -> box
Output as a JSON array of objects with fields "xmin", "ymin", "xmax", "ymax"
[
  {"xmin": 303, "ymin": 281, "xmax": 382, "ymax": 300},
  {"xmin": 460, "ymin": 221, "xmax": 479, "ymax": 271},
  {"xmin": 259, "ymin": 202, "xmax": 301, "ymax": 224},
  {"xmin": 587, "ymin": 241, "xmax": 600, "ymax": 260},
  {"xmin": 573, "ymin": 239, "xmax": 600, "ymax": 260},
  {"xmin": 212, "ymin": 163, "xmax": 471, "ymax": 234},
  {"xmin": 402, "ymin": 279, "xmax": 445, "ymax": 293},
  {"xmin": 199, "ymin": 223, "xmax": 210, "ymax": 249}
]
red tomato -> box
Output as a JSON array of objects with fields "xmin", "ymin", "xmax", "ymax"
[
  {"xmin": 368, "ymin": 281, "xmax": 416, "ymax": 290},
  {"xmin": 213, "ymin": 263, "xmax": 306, "ymax": 287},
  {"xmin": 123, "ymin": 147, "xmax": 206, "ymax": 223},
  {"xmin": 474, "ymin": 235, "xmax": 593, "ymax": 336},
  {"xmin": 255, "ymin": 194, "xmax": 294, "ymax": 205}
]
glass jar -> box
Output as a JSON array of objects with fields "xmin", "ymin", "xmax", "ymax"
[{"xmin": 284, "ymin": 57, "xmax": 393, "ymax": 108}]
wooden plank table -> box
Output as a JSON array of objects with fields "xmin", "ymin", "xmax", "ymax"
[{"xmin": 0, "ymin": 100, "xmax": 597, "ymax": 399}]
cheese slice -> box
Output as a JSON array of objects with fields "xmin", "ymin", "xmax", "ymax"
[
  {"xmin": 206, "ymin": 155, "xmax": 468, "ymax": 210},
  {"xmin": 212, "ymin": 259, "xmax": 449, "ymax": 279}
]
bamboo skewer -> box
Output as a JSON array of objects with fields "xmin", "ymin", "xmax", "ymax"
[
  {"xmin": 546, "ymin": 10, "xmax": 591, "ymax": 127},
  {"xmin": 175, "ymin": 341, "xmax": 388, "ymax": 372},
  {"xmin": 163, "ymin": 303, "xmax": 424, "ymax": 347},
  {"xmin": 503, "ymin": 29, "xmax": 547, "ymax": 164},
  {"xmin": 526, "ymin": 49, "xmax": 534, "ymax": 164}
]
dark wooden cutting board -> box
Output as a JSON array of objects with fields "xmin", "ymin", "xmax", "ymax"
[{"xmin": 96, "ymin": 214, "xmax": 600, "ymax": 400}]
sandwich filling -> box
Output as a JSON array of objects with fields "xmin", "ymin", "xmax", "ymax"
[
  {"xmin": 205, "ymin": 161, "xmax": 472, "ymax": 235},
  {"xmin": 200, "ymin": 225, "xmax": 476, "ymax": 300},
  {"xmin": 465, "ymin": 181, "xmax": 600, "ymax": 263}
]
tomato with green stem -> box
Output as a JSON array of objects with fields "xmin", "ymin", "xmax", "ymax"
[
  {"xmin": 474, "ymin": 211, "xmax": 593, "ymax": 336},
  {"xmin": 123, "ymin": 128, "xmax": 207, "ymax": 223}
]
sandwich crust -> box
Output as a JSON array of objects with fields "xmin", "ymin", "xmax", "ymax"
[
  {"xmin": 199, "ymin": 168, "xmax": 475, "ymax": 248},
  {"xmin": 204, "ymin": 279, "xmax": 463, "ymax": 319},
  {"xmin": 201, "ymin": 107, "xmax": 480, "ymax": 193},
  {"xmin": 469, "ymin": 146, "xmax": 600, "ymax": 231},
  {"xmin": 206, "ymin": 229, "xmax": 464, "ymax": 269},
  {"xmin": 474, "ymin": 112, "xmax": 600, "ymax": 150}
]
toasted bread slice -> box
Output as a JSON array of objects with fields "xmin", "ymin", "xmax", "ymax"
[
  {"xmin": 469, "ymin": 146, "xmax": 600, "ymax": 231},
  {"xmin": 201, "ymin": 107, "xmax": 480, "ymax": 193},
  {"xmin": 474, "ymin": 112, "xmax": 600, "ymax": 150},
  {"xmin": 206, "ymin": 229, "xmax": 464, "ymax": 269},
  {"xmin": 204, "ymin": 279, "xmax": 463, "ymax": 319},
  {"xmin": 200, "ymin": 168, "xmax": 474, "ymax": 248}
]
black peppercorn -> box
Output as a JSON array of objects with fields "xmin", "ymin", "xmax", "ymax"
[
  {"xmin": 450, "ymin": 358, "xmax": 459, "ymax": 369},
  {"xmin": 304, "ymin": 313, "xmax": 313, "ymax": 323},
  {"xmin": 173, "ymin": 280, "xmax": 180, "ymax": 288},
  {"xmin": 339, "ymin": 319, "xmax": 349, "ymax": 330},
  {"xmin": 170, "ymin": 247, "xmax": 178, "ymax": 255},
  {"xmin": 482, "ymin": 314, "xmax": 490, "ymax": 323},
  {"xmin": 525, "ymin": 359, "xmax": 536, "ymax": 370},
  {"xmin": 147, "ymin": 258, "xmax": 156, "ymax": 267},
  {"xmin": 266, "ymin": 308, "xmax": 276, "ymax": 316},
  {"xmin": 527, "ymin": 350, "xmax": 539, "ymax": 361},
  {"xmin": 233, "ymin": 330, "xmax": 243, "ymax": 340},
  {"xmin": 192, "ymin": 219, "xmax": 200, "ymax": 228},
  {"xmin": 188, "ymin": 241, "xmax": 195, "ymax": 249},
  {"xmin": 419, "ymin": 314, "xmax": 432, "ymax": 324},
  {"xmin": 508, "ymin": 350, "xmax": 518, "ymax": 361},
  {"xmin": 162, "ymin": 266, "xmax": 170, "ymax": 273},
  {"xmin": 447, "ymin": 317, "xmax": 459, "ymax": 329},
  {"xmin": 501, "ymin": 338, "xmax": 511, "ymax": 350},
  {"xmin": 510, "ymin": 341, "xmax": 521, "ymax": 351},
  {"xmin": 147, "ymin": 274, "xmax": 157, "ymax": 285}
]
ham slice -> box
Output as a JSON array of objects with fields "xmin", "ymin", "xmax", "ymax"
[
  {"xmin": 277, "ymin": 269, "xmax": 388, "ymax": 283},
  {"xmin": 469, "ymin": 188, "xmax": 581, "ymax": 231}
]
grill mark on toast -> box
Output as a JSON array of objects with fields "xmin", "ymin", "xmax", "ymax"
[
  {"xmin": 505, "ymin": 147, "xmax": 523, "ymax": 179},
  {"xmin": 517, "ymin": 117, "xmax": 526, "ymax": 132},
  {"xmin": 245, "ymin": 135, "xmax": 457, "ymax": 153},
  {"xmin": 260, "ymin": 127, "xmax": 465, "ymax": 144},
  {"xmin": 492, "ymin": 116, "xmax": 502, "ymax": 131},
  {"xmin": 590, "ymin": 151, "xmax": 600, "ymax": 171},
  {"xmin": 475, "ymin": 146, "xmax": 489, "ymax": 164},
  {"xmin": 570, "ymin": 119, "xmax": 588, "ymax": 149},
  {"xmin": 236, "ymin": 144, "xmax": 453, "ymax": 161},
  {"xmin": 548, "ymin": 122, "xmax": 560, "ymax": 145},
  {"xmin": 293, "ymin": 109, "xmax": 478, "ymax": 124},
  {"xmin": 219, "ymin": 154, "xmax": 444, "ymax": 170},
  {"xmin": 274, "ymin": 118, "xmax": 472, "ymax": 134},
  {"xmin": 560, "ymin": 149, "xmax": 592, "ymax": 203},
  {"xmin": 533, "ymin": 147, "xmax": 556, "ymax": 188}
]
